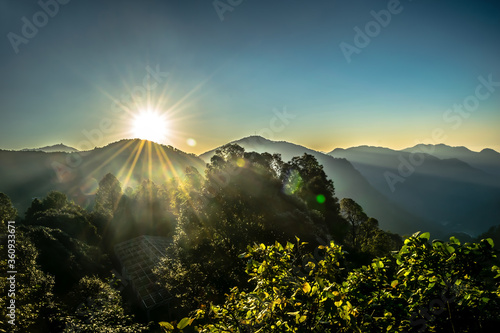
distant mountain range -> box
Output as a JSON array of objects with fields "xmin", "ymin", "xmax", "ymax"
[
  {"xmin": 330, "ymin": 144, "xmax": 500, "ymax": 236},
  {"xmin": 21, "ymin": 144, "xmax": 79, "ymax": 153},
  {"xmin": 1, "ymin": 137, "xmax": 498, "ymax": 238},
  {"xmin": 0, "ymin": 139, "xmax": 204, "ymax": 213},
  {"xmin": 401, "ymin": 144, "xmax": 500, "ymax": 178}
]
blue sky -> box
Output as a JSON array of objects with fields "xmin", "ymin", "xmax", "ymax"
[{"xmin": 1, "ymin": 0, "xmax": 499, "ymax": 153}]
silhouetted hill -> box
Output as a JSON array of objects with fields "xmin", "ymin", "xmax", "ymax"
[
  {"xmin": 0, "ymin": 139, "xmax": 205, "ymax": 214},
  {"xmin": 200, "ymin": 136, "xmax": 439, "ymax": 236},
  {"xmin": 21, "ymin": 143, "xmax": 79, "ymax": 153},
  {"xmin": 329, "ymin": 145, "xmax": 500, "ymax": 236}
]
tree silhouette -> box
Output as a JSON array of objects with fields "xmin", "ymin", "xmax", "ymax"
[
  {"xmin": 0, "ymin": 192, "xmax": 17, "ymax": 223},
  {"xmin": 340, "ymin": 198, "xmax": 368, "ymax": 248},
  {"xmin": 94, "ymin": 173, "xmax": 122, "ymax": 218},
  {"xmin": 283, "ymin": 153, "xmax": 347, "ymax": 240}
]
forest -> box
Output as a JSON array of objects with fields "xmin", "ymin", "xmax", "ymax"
[{"xmin": 1, "ymin": 144, "xmax": 499, "ymax": 332}]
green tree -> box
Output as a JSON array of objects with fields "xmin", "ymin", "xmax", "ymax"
[
  {"xmin": 106, "ymin": 179, "xmax": 176, "ymax": 247},
  {"xmin": 282, "ymin": 154, "xmax": 347, "ymax": 240},
  {"xmin": 358, "ymin": 217, "xmax": 402, "ymax": 257},
  {"xmin": 94, "ymin": 173, "xmax": 122, "ymax": 218},
  {"xmin": 24, "ymin": 226, "xmax": 110, "ymax": 293},
  {"xmin": 340, "ymin": 198, "xmax": 368, "ymax": 248},
  {"xmin": 24, "ymin": 191, "xmax": 99, "ymax": 244},
  {"xmin": 62, "ymin": 276, "xmax": 147, "ymax": 332},
  {"xmin": 0, "ymin": 192, "xmax": 17, "ymax": 223},
  {"xmin": 0, "ymin": 231, "xmax": 56, "ymax": 332},
  {"xmin": 156, "ymin": 146, "xmax": 342, "ymax": 313}
]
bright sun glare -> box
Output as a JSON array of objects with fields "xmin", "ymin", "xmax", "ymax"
[{"xmin": 131, "ymin": 110, "xmax": 168, "ymax": 143}]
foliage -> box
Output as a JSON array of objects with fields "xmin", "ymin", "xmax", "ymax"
[
  {"xmin": 24, "ymin": 191, "xmax": 99, "ymax": 244},
  {"xmin": 340, "ymin": 198, "xmax": 368, "ymax": 248},
  {"xmin": 155, "ymin": 145, "xmax": 347, "ymax": 313},
  {"xmin": 0, "ymin": 229, "xmax": 56, "ymax": 332},
  {"xmin": 0, "ymin": 192, "xmax": 17, "ymax": 223},
  {"xmin": 94, "ymin": 173, "xmax": 122, "ymax": 218},
  {"xmin": 281, "ymin": 154, "xmax": 347, "ymax": 239},
  {"xmin": 479, "ymin": 224, "xmax": 500, "ymax": 249},
  {"xmin": 23, "ymin": 225, "xmax": 110, "ymax": 293},
  {"xmin": 105, "ymin": 179, "xmax": 176, "ymax": 247},
  {"xmin": 62, "ymin": 276, "xmax": 148, "ymax": 333},
  {"xmin": 340, "ymin": 198, "xmax": 402, "ymax": 258},
  {"xmin": 161, "ymin": 233, "xmax": 500, "ymax": 332}
]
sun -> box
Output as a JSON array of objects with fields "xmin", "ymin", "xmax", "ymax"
[{"xmin": 131, "ymin": 110, "xmax": 169, "ymax": 143}]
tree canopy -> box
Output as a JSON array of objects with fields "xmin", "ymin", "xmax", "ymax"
[{"xmin": 161, "ymin": 233, "xmax": 500, "ymax": 333}]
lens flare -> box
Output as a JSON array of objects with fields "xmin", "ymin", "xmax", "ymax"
[{"xmin": 316, "ymin": 194, "xmax": 326, "ymax": 204}]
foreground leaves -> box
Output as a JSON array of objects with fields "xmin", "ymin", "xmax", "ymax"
[{"xmin": 161, "ymin": 233, "xmax": 500, "ymax": 332}]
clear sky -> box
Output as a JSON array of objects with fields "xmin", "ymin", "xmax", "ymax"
[{"xmin": 1, "ymin": 0, "xmax": 499, "ymax": 154}]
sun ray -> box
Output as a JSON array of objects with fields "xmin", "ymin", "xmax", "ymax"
[
  {"xmin": 86, "ymin": 139, "xmax": 137, "ymax": 180},
  {"xmin": 122, "ymin": 140, "xmax": 146, "ymax": 189},
  {"xmin": 116, "ymin": 140, "xmax": 144, "ymax": 181},
  {"xmin": 152, "ymin": 143, "xmax": 172, "ymax": 185}
]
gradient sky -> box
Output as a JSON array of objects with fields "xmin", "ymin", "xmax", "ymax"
[{"xmin": 1, "ymin": 0, "xmax": 499, "ymax": 154}]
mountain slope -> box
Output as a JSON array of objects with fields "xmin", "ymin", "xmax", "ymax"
[
  {"xmin": 0, "ymin": 139, "xmax": 205, "ymax": 214},
  {"xmin": 21, "ymin": 144, "xmax": 79, "ymax": 153},
  {"xmin": 329, "ymin": 145, "xmax": 500, "ymax": 236},
  {"xmin": 200, "ymin": 136, "xmax": 440, "ymax": 236}
]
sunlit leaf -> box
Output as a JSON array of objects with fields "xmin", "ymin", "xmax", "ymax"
[
  {"xmin": 419, "ymin": 232, "xmax": 430, "ymax": 241},
  {"xmin": 177, "ymin": 317, "xmax": 190, "ymax": 329},
  {"xmin": 159, "ymin": 322, "xmax": 174, "ymax": 330}
]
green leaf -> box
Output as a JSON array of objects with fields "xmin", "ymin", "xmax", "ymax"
[
  {"xmin": 419, "ymin": 232, "xmax": 430, "ymax": 241},
  {"xmin": 486, "ymin": 238, "xmax": 495, "ymax": 248},
  {"xmin": 296, "ymin": 314, "xmax": 307, "ymax": 323},
  {"xmin": 159, "ymin": 322, "xmax": 174, "ymax": 330},
  {"xmin": 177, "ymin": 317, "xmax": 190, "ymax": 329}
]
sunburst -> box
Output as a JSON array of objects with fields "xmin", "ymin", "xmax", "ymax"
[{"xmin": 131, "ymin": 109, "xmax": 169, "ymax": 144}]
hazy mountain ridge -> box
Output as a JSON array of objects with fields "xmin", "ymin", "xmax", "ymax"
[
  {"xmin": 0, "ymin": 139, "xmax": 205, "ymax": 214},
  {"xmin": 402, "ymin": 144, "xmax": 500, "ymax": 178},
  {"xmin": 329, "ymin": 144, "xmax": 500, "ymax": 236},
  {"xmin": 2, "ymin": 137, "xmax": 498, "ymax": 237},
  {"xmin": 20, "ymin": 143, "xmax": 80, "ymax": 153}
]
